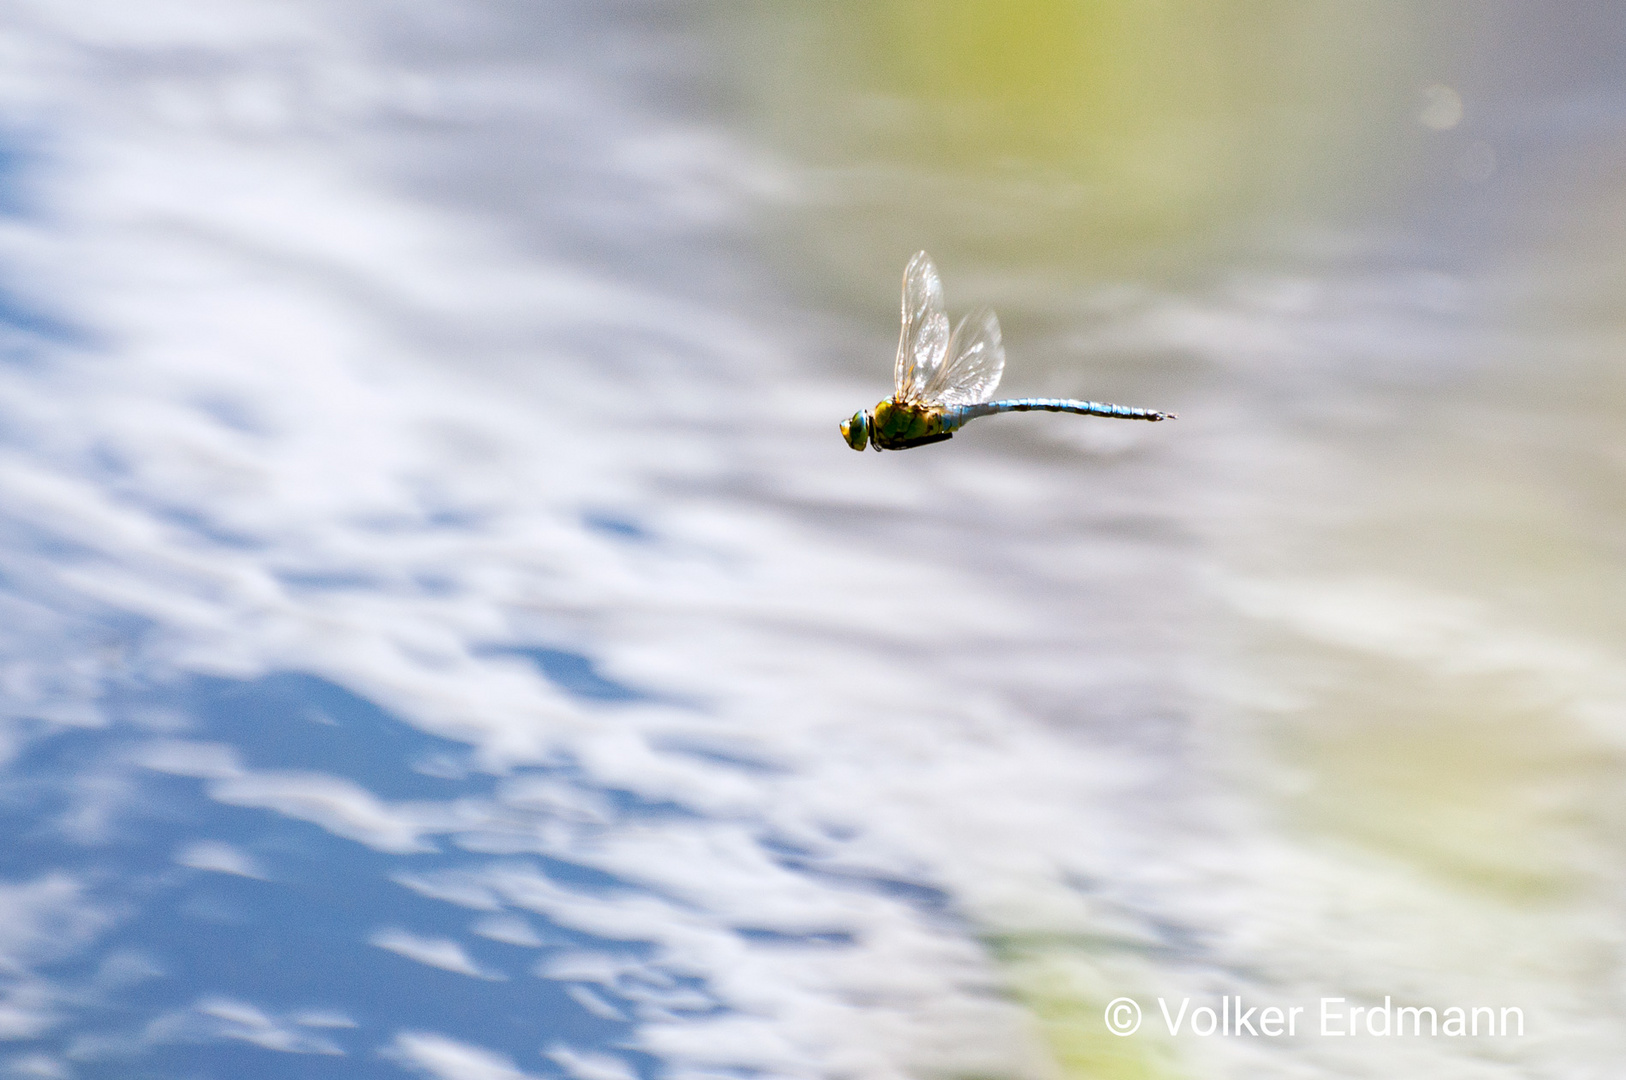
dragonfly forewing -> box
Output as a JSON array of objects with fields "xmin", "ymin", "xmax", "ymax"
[{"xmin": 894, "ymin": 251, "xmax": 950, "ymax": 403}]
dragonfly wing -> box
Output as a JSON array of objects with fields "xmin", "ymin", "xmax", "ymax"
[
  {"xmin": 894, "ymin": 251, "xmax": 950, "ymax": 403},
  {"xmin": 921, "ymin": 306, "xmax": 1005, "ymax": 406}
]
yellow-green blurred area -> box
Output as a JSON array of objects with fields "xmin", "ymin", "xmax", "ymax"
[
  {"xmin": 726, "ymin": 1, "xmax": 1459, "ymax": 283},
  {"xmin": 710, "ymin": 5, "xmax": 1626, "ymax": 1076}
]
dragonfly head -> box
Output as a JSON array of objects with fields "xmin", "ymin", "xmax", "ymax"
[{"xmin": 840, "ymin": 409, "xmax": 872, "ymax": 451}]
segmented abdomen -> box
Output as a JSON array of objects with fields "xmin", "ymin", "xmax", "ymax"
[{"xmin": 947, "ymin": 398, "xmax": 1172, "ymax": 427}]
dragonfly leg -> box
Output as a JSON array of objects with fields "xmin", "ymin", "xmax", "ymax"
[{"xmin": 891, "ymin": 432, "xmax": 954, "ymax": 450}]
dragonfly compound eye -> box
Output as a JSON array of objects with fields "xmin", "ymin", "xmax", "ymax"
[{"xmin": 840, "ymin": 411, "xmax": 871, "ymax": 451}]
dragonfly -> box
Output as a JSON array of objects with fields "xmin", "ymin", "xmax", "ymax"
[{"xmin": 841, "ymin": 252, "xmax": 1175, "ymax": 451}]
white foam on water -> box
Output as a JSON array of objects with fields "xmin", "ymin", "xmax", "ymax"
[
  {"xmin": 190, "ymin": 997, "xmax": 348, "ymax": 1055},
  {"xmin": 384, "ymin": 1031, "xmax": 543, "ymax": 1080},
  {"xmin": 368, "ymin": 929, "xmax": 509, "ymax": 982},
  {"xmin": 174, "ymin": 839, "xmax": 270, "ymax": 879}
]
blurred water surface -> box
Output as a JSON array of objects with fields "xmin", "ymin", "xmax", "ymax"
[{"xmin": 0, "ymin": 2, "xmax": 1624, "ymax": 1079}]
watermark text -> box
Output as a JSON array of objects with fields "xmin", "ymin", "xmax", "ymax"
[{"xmin": 1103, "ymin": 996, "xmax": 1524, "ymax": 1038}]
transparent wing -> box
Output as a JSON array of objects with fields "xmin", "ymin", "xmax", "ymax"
[
  {"xmin": 893, "ymin": 251, "xmax": 950, "ymax": 403},
  {"xmin": 919, "ymin": 306, "xmax": 1005, "ymax": 406}
]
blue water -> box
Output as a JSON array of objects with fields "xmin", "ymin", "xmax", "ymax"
[{"xmin": 2, "ymin": 671, "xmax": 665, "ymax": 1078}]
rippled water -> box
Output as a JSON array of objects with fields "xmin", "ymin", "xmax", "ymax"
[{"xmin": 1, "ymin": 3, "xmax": 1624, "ymax": 1078}]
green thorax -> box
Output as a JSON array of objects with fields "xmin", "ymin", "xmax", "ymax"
[{"xmin": 871, "ymin": 399, "xmax": 951, "ymax": 450}]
